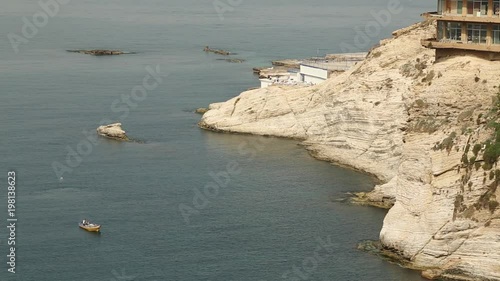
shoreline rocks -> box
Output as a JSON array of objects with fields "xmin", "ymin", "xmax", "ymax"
[
  {"xmin": 271, "ymin": 59, "xmax": 302, "ymax": 69},
  {"xmin": 254, "ymin": 66, "xmax": 292, "ymax": 78},
  {"xmin": 195, "ymin": 108, "xmax": 209, "ymax": 114},
  {"xmin": 96, "ymin": 123, "xmax": 129, "ymax": 141},
  {"xmin": 421, "ymin": 269, "xmax": 444, "ymax": 280},
  {"xmin": 356, "ymin": 240, "xmax": 414, "ymax": 269}
]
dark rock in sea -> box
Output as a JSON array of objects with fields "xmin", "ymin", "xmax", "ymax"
[
  {"xmin": 67, "ymin": 49, "xmax": 129, "ymax": 56},
  {"xmin": 253, "ymin": 67, "xmax": 265, "ymax": 74},
  {"xmin": 217, "ymin": 58, "xmax": 246, "ymax": 63},
  {"xmin": 195, "ymin": 108, "xmax": 209, "ymax": 114},
  {"xmin": 357, "ymin": 240, "xmax": 413, "ymax": 268},
  {"xmin": 203, "ymin": 46, "xmax": 231, "ymax": 56}
]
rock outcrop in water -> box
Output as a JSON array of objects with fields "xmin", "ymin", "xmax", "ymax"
[
  {"xmin": 203, "ymin": 46, "xmax": 246, "ymax": 63},
  {"xmin": 96, "ymin": 123, "xmax": 129, "ymax": 141},
  {"xmin": 195, "ymin": 108, "xmax": 209, "ymax": 114},
  {"xmin": 203, "ymin": 46, "xmax": 231, "ymax": 56},
  {"xmin": 199, "ymin": 20, "xmax": 500, "ymax": 280},
  {"xmin": 67, "ymin": 49, "xmax": 126, "ymax": 56},
  {"xmin": 217, "ymin": 58, "xmax": 245, "ymax": 63}
]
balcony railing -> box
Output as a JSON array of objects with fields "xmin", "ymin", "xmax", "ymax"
[
  {"xmin": 422, "ymin": 11, "xmax": 500, "ymax": 23},
  {"xmin": 421, "ymin": 38, "xmax": 500, "ymax": 52}
]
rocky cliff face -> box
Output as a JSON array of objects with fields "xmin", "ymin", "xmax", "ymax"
[{"xmin": 199, "ymin": 21, "xmax": 500, "ymax": 280}]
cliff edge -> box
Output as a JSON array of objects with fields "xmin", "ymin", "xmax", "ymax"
[{"xmin": 199, "ymin": 20, "xmax": 500, "ymax": 280}]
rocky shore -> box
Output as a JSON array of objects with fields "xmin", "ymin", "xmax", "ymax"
[
  {"xmin": 271, "ymin": 59, "xmax": 302, "ymax": 68},
  {"xmin": 199, "ymin": 20, "xmax": 500, "ymax": 280},
  {"xmin": 252, "ymin": 59, "xmax": 306, "ymax": 78}
]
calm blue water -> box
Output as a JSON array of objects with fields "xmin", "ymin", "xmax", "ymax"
[{"xmin": 1, "ymin": 1, "xmax": 433, "ymax": 280}]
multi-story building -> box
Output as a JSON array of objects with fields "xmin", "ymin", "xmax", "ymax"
[{"xmin": 422, "ymin": 0, "xmax": 500, "ymax": 60}]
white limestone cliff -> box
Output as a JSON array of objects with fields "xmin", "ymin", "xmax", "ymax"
[{"xmin": 199, "ymin": 20, "xmax": 500, "ymax": 280}]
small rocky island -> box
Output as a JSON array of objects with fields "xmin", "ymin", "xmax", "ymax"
[
  {"xmin": 203, "ymin": 46, "xmax": 246, "ymax": 64},
  {"xmin": 203, "ymin": 46, "xmax": 231, "ymax": 56},
  {"xmin": 96, "ymin": 123, "xmax": 129, "ymax": 141},
  {"xmin": 67, "ymin": 49, "xmax": 128, "ymax": 56}
]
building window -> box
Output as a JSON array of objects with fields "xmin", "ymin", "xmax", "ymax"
[
  {"xmin": 468, "ymin": 24, "xmax": 487, "ymax": 43},
  {"xmin": 495, "ymin": 0, "xmax": 500, "ymax": 16},
  {"xmin": 438, "ymin": 21, "xmax": 445, "ymax": 40},
  {"xmin": 437, "ymin": 22, "xmax": 462, "ymax": 41},
  {"xmin": 448, "ymin": 23, "xmax": 462, "ymax": 40},
  {"xmin": 494, "ymin": 25, "xmax": 500, "ymax": 44},
  {"xmin": 440, "ymin": 0, "xmax": 461, "ymax": 14},
  {"xmin": 450, "ymin": 0, "xmax": 463, "ymax": 14},
  {"xmin": 438, "ymin": 0, "xmax": 444, "ymax": 14},
  {"xmin": 467, "ymin": 0, "xmax": 488, "ymax": 16}
]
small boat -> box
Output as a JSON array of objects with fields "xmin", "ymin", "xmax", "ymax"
[{"xmin": 79, "ymin": 219, "xmax": 101, "ymax": 232}]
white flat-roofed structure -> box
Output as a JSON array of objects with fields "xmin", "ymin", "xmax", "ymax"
[
  {"xmin": 260, "ymin": 78, "xmax": 274, "ymax": 88},
  {"xmin": 299, "ymin": 64, "xmax": 330, "ymax": 84},
  {"xmin": 299, "ymin": 52, "xmax": 367, "ymax": 85},
  {"xmin": 258, "ymin": 52, "xmax": 366, "ymax": 88}
]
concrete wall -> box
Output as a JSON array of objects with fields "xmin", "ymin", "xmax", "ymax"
[
  {"xmin": 300, "ymin": 65, "xmax": 328, "ymax": 85},
  {"xmin": 260, "ymin": 79, "xmax": 273, "ymax": 88},
  {"xmin": 300, "ymin": 65, "xmax": 328, "ymax": 79},
  {"xmin": 303, "ymin": 75, "xmax": 327, "ymax": 85}
]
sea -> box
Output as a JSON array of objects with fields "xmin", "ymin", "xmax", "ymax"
[{"xmin": 0, "ymin": 0, "xmax": 434, "ymax": 280}]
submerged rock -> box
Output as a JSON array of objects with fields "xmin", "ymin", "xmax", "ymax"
[
  {"xmin": 195, "ymin": 108, "xmax": 209, "ymax": 114},
  {"xmin": 67, "ymin": 49, "xmax": 127, "ymax": 56},
  {"xmin": 96, "ymin": 123, "xmax": 129, "ymax": 141},
  {"xmin": 217, "ymin": 58, "xmax": 245, "ymax": 63},
  {"xmin": 203, "ymin": 46, "xmax": 231, "ymax": 56}
]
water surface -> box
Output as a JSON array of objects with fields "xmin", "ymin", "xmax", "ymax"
[{"xmin": 0, "ymin": 1, "xmax": 433, "ymax": 280}]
